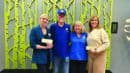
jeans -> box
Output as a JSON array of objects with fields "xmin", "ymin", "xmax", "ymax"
[{"xmin": 53, "ymin": 56, "xmax": 69, "ymax": 73}]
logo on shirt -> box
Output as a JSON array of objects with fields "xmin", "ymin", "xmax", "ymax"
[
  {"xmin": 66, "ymin": 28, "xmax": 69, "ymax": 32},
  {"xmin": 82, "ymin": 35, "xmax": 86, "ymax": 39}
]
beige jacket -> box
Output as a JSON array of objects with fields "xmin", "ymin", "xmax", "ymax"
[{"xmin": 86, "ymin": 28, "xmax": 110, "ymax": 52}]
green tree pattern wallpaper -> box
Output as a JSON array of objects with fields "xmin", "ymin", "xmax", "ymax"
[{"xmin": 3, "ymin": 0, "xmax": 113, "ymax": 69}]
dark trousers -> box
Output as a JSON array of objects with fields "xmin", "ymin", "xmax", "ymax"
[
  {"xmin": 36, "ymin": 64, "xmax": 49, "ymax": 73},
  {"xmin": 69, "ymin": 60, "xmax": 87, "ymax": 73}
]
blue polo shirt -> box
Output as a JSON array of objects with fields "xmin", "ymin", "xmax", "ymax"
[
  {"xmin": 50, "ymin": 22, "xmax": 70, "ymax": 58},
  {"xmin": 69, "ymin": 32, "xmax": 88, "ymax": 61}
]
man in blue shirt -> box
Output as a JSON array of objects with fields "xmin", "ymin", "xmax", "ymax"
[{"xmin": 50, "ymin": 9, "xmax": 70, "ymax": 73}]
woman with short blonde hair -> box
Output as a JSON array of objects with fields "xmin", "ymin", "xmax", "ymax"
[
  {"xmin": 72, "ymin": 21, "xmax": 86, "ymax": 33},
  {"xmin": 30, "ymin": 13, "xmax": 52, "ymax": 73},
  {"xmin": 69, "ymin": 21, "xmax": 88, "ymax": 73}
]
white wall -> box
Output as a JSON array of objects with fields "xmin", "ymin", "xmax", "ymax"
[
  {"xmin": 0, "ymin": 0, "xmax": 4, "ymax": 71},
  {"xmin": 111, "ymin": 0, "xmax": 130, "ymax": 73}
]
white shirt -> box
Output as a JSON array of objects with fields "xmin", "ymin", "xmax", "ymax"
[{"xmin": 86, "ymin": 28, "xmax": 110, "ymax": 52}]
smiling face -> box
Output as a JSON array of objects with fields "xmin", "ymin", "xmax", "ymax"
[
  {"xmin": 39, "ymin": 14, "xmax": 49, "ymax": 28},
  {"xmin": 73, "ymin": 21, "xmax": 83, "ymax": 34},
  {"xmin": 89, "ymin": 16, "xmax": 100, "ymax": 32},
  {"xmin": 90, "ymin": 16, "xmax": 99, "ymax": 28},
  {"xmin": 57, "ymin": 14, "xmax": 65, "ymax": 23}
]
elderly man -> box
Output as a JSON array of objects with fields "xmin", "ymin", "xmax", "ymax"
[{"xmin": 50, "ymin": 9, "xmax": 71, "ymax": 73}]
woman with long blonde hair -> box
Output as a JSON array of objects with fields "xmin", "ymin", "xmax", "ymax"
[{"xmin": 86, "ymin": 16, "xmax": 110, "ymax": 73}]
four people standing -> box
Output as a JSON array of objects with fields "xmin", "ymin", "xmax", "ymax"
[{"xmin": 29, "ymin": 9, "xmax": 110, "ymax": 73}]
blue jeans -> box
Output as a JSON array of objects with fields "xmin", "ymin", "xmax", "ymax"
[{"xmin": 53, "ymin": 56, "xmax": 69, "ymax": 73}]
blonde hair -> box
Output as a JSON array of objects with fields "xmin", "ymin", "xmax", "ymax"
[
  {"xmin": 40, "ymin": 13, "xmax": 49, "ymax": 19},
  {"xmin": 72, "ymin": 21, "xmax": 86, "ymax": 33},
  {"xmin": 88, "ymin": 16, "xmax": 101, "ymax": 32}
]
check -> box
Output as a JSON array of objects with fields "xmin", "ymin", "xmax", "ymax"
[{"xmin": 41, "ymin": 38, "xmax": 53, "ymax": 44}]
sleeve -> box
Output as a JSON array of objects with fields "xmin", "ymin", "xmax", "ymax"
[
  {"xmin": 97, "ymin": 28, "xmax": 110, "ymax": 52},
  {"xmin": 49, "ymin": 25, "xmax": 54, "ymax": 58},
  {"xmin": 29, "ymin": 28, "xmax": 37, "ymax": 49},
  {"xmin": 67, "ymin": 25, "xmax": 71, "ymax": 49},
  {"xmin": 86, "ymin": 32, "xmax": 92, "ymax": 50},
  {"xmin": 47, "ymin": 28, "xmax": 52, "ymax": 39},
  {"xmin": 50, "ymin": 24, "xmax": 54, "ymax": 39},
  {"xmin": 85, "ymin": 33, "xmax": 88, "ymax": 46},
  {"xmin": 68, "ymin": 25, "xmax": 71, "ymax": 43}
]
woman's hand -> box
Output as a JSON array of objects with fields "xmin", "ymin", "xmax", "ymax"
[
  {"xmin": 94, "ymin": 48, "xmax": 101, "ymax": 54},
  {"xmin": 46, "ymin": 43, "xmax": 53, "ymax": 49},
  {"xmin": 36, "ymin": 43, "xmax": 53, "ymax": 49},
  {"xmin": 88, "ymin": 49, "xmax": 96, "ymax": 54},
  {"xmin": 36, "ymin": 44, "xmax": 47, "ymax": 49},
  {"xmin": 95, "ymin": 49, "xmax": 105, "ymax": 55}
]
